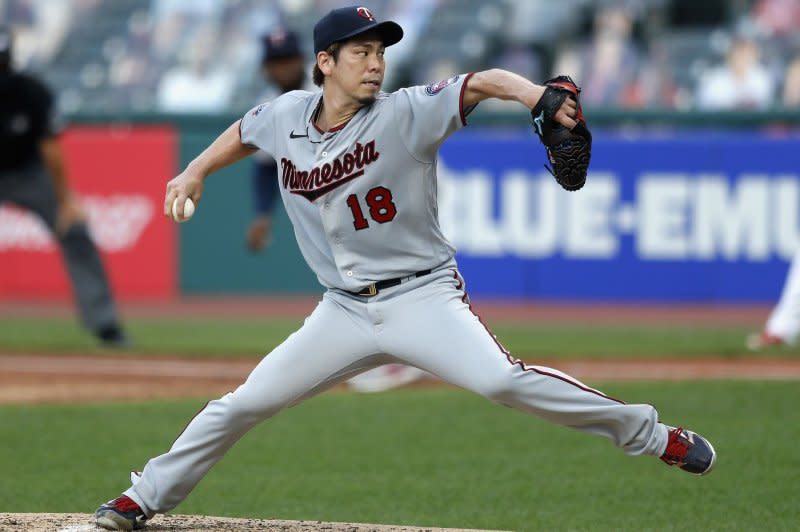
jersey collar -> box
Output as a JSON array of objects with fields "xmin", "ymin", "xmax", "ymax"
[{"xmin": 308, "ymin": 93, "xmax": 367, "ymax": 138}]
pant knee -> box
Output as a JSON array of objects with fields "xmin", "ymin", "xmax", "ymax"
[
  {"xmin": 221, "ymin": 390, "xmax": 286, "ymax": 426},
  {"xmin": 474, "ymin": 370, "xmax": 516, "ymax": 402}
]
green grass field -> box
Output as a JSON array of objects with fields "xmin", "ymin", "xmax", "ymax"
[
  {"xmin": 1, "ymin": 314, "xmax": 798, "ymax": 530},
  {"xmin": 1, "ymin": 383, "xmax": 798, "ymax": 531},
  {"xmin": 1, "ymin": 315, "xmax": 798, "ymax": 358}
]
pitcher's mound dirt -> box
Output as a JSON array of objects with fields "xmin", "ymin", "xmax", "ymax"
[{"xmin": 0, "ymin": 513, "xmax": 509, "ymax": 532}]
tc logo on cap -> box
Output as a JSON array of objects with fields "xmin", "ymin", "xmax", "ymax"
[{"xmin": 356, "ymin": 7, "xmax": 375, "ymax": 21}]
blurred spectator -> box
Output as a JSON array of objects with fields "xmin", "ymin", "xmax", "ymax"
[
  {"xmin": 106, "ymin": 12, "xmax": 162, "ymax": 111},
  {"xmin": 3, "ymin": 0, "xmax": 796, "ymax": 115},
  {"xmin": 625, "ymin": 39, "xmax": 679, "ymax": 108},
  {"xmin": 381, "ymin": 0, "xmax": 439, "ymax": 89},
  {"xmin": 781, "ymin": 54, "xmax": 800, "ymax": 108},
  {"xmin": 506, "ymin": 0, "xmax": 584, "ymax": 49},
  {"xmin": 695, "ymin": 34, "xmax": 776, "ymax": 110},
  {"xmin": 411, "ymin": 58, "xmax": 460, "ymax": 87},
  {"xmin": 501, "ymin": 0, "xmax": 583, "ymax": 88},
  {"xmin": 156, "ymin": 29, "xmax": 235, "ymax": 113},
  {"xmin": 0, "ymin": 0, "xmax": 81, "ymax": 68},
  {"xmin": 149, "ymin": 0, "xmax": 225, "ymax": 61},
  {"xmin": 751, "ymin": 0, "xmax": 800, "ymax": 38},
  {"xmin": 623, "ymin": 4, "xmax": 683, "ymax": 109},
  {"xmin": 552, "ymin": 4, "xmax": 642, "ymax": 107},
  {"xmin": 494, "ymin": 45, "xmax": 542, "ymax": 86}
]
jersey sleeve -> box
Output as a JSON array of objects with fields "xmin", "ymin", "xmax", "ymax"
[
  {"xmin": 240, "ymin": 99, "xmax": 277, "ymax": 153},
  {"xmin": 392, "ymin": 72, "xmax": 477, "ymax": 162}
]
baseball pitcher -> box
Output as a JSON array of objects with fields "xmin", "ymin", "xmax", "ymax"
[
  {"xmin": 249, "ymin": 27, "xmax": 425, "ymax": 392},
  {"xmin": 96, "ymin": 7, "xmax": 716, "ymax": 530}
]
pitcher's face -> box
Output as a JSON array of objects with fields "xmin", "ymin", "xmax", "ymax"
[{"xmin": 328, "ymin": 34, "xmax": 385, "ymax": 105}]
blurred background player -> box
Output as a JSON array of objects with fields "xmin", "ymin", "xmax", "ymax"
[
  {"xmin": 748, "ymin": 248, "xmax": 800, "ymax": 350},
  {"xmin": 248, "ymin": 27, "xmax": 427, "ymax": 393},
  {"xmin": 0, "ymin": 25, "xmax": 128, "ymax": 347},
  {"xmin": 245, "ymin": 28, "xmax": 310, "ymax": 254}
]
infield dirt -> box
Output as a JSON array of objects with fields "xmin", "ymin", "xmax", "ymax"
[
  {"xmin": 0, "ymin": 353, "xmax": 798, "ymax": 405},
  {"xmin": 0, "ymin": 513, "xmax": 510, "ymax": 532}
]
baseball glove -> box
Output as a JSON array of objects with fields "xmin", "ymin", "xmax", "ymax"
[{"xmin": 530, "ymin": 75, "xmax": 591, "ymax": 191}]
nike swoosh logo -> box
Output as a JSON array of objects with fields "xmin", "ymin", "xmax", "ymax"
[
  {"xmin": 533, "ymin": 111, "xmax": 545, "ymax": 137},
  {"xmin": 289, "ymin": 130, "xmax": 309, "ymax": 139}
]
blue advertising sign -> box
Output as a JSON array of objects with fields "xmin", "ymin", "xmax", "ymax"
[{"xmin": 438, "ymin": 129, "xmax": 800, "ymax": 302}]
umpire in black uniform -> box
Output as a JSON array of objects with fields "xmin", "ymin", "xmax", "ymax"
[{"xmin": 0, "ymin": 25, "xmax": 128, "ymax": 347}]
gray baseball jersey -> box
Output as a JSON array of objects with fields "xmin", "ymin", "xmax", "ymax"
[
  {"xmin": 121, "ymin": 74, "xmax": 674, "ymax": 519},
  {"xmin": 240, "ymin": 75, "xmax": 471, "ymax": 291},
  {"xmin": 251, "ymin": 80, "xmax": 318, "ymax": 165}
]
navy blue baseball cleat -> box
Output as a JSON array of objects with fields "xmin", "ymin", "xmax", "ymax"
[
  {"xmin": 95, "ymin": 495, "xmax": 148, "ymax": 530},
  {"xmin": 660, "ymin": 426, "xmax": 717, "ymax": 475}
]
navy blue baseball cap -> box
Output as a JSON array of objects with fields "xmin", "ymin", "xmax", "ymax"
[
  {"xmin": 313, "ymin": 6, "xmax": 403, "ymax": 54},
  {"xmin": 262, "ymin": 28, "xmax": 303, "ymax": 62}
]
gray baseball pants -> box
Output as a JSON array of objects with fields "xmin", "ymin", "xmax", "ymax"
[{"xmin": 124, "ymin": 267, "xmax": 668, "ymax": 516}]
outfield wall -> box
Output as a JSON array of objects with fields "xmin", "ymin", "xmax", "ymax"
[
  {"xmin": 439, "ymin": 129, "xmax": 799, "ymax": 302},
  {"xmin": 0, "ymin": 113, "xmax": 797, "ymax": 303},
  {"xmin": 0, "ymin": 126, "xmax": 178, "ymax": 300}
]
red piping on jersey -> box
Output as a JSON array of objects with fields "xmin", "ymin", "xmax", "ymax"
[
  {"xmin": 450, "ymin": 270, "xmax": 625, "ymax": 405},
  {"xmin": 311, "ymin": 97, "xmax": 353, "ymax": 134},
  {"xmin": 459, "ymin": 72, "xmax": 476, "ymax": 126},
  {"xmin": 327, "ymin": 120, "xmax": 350, "ymax": 132},
  {"xmin": 238, "ymin": 119, "xmax": 257, "ymax": 149},
  {"xmin": 315, "ymin": 117, "xmax": 352, "ymax": 134}
]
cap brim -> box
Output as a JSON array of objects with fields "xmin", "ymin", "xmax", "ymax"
[{"xmin": 338, "ymin": 20, "xmax": 404, "ymax": 48}]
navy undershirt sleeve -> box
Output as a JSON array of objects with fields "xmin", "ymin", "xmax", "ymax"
[{"xmin": 252, "ymin": 160, "xmax": 280, "ymax": 215}]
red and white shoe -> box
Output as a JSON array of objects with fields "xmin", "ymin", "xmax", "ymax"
[
  {"xmin": 746, "ymin": 331, "xmax": 785, "ymax": 351},
  {"xmin": 660, "ymin": 426, "xmax": 717, "ymax": 476},
  {"xmin": 95, "ymin": 495, "xmax": 147, "ymax": 530}
]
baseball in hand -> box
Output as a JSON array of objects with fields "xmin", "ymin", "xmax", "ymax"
[{"xmin": 172, "ymin": 197, "xmax": 195, "ymax": 223}]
